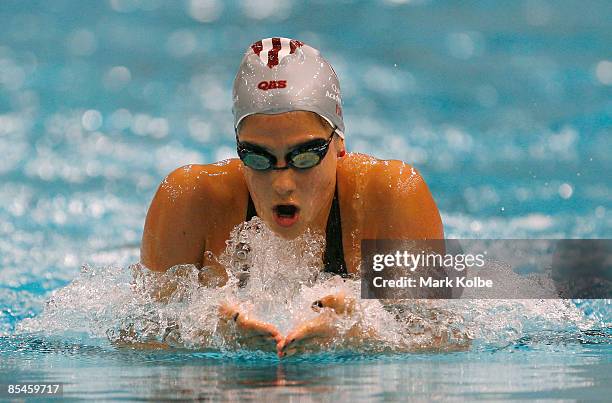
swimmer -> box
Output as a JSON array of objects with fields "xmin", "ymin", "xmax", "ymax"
[{"xmin": 140, "ymin": 38, "xmax": 444, "ymax": 356}]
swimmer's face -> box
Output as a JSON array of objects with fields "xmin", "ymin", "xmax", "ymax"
[{"xmin": 237, "ymin": 111, "xmax": 345, "ymax": 239}]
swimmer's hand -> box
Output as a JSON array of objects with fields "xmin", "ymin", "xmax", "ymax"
[
  {"xmin": 277, "ymin": 310, "xmax": 338, "ymax": 357},
  {"xmin": 218, "ymin": 302, "xmax": 282, "ymax": 352},
  {"xmin": 277, "ymin": 292, "xmax": 360, "ymax": 357},
  {"xmin": 310, "ymin": 292, "xmax": 356, "ymax": 315}
]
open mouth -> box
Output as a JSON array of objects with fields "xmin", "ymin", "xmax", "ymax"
[
  {"xmin": 274, "ymin": 204, "xmax": 298, "ymax": 217},
  {"xmin": 273, "ymin": 204, "xmax": 300, "ymax": 227}
]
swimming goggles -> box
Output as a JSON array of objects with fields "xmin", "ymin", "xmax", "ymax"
[{"xmin": 236, "ymin": 127, "xmax": 338, "ymax": 171}]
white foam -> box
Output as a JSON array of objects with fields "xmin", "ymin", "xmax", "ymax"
[{"xmin": 16, "ymin": 217, "xmax": 601, "ymax": 353}]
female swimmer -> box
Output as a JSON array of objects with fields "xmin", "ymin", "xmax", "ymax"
[{"xmin": 140, "ymin": 38, "xmax": 444, "ymax": 356}]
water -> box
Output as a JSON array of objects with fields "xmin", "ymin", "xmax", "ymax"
[{"xmin": 1, "ymin": 0, "xmax": 611, "ymax": 400}]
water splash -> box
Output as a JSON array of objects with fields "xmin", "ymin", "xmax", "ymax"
[{"xmin": 16, "ymin": 218, "xmax": 606, "ymax": 354}]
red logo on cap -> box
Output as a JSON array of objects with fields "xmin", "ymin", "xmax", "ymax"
[
  {"xmin": 257, "ymin": 80, "xmax": 287, "ymax": 91},
  {"xmin": 251, "ymin": 38, "xmax": 303, "ymax": 68}
]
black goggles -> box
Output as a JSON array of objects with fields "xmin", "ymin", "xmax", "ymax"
[{"xmin": 236, "ymin": 127, "xmax": 337, "ymax": 171}]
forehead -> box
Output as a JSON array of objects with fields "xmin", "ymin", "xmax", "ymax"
[{"xmin": 238, "ymin": 111, "xmax": 329, "ymax": 148}]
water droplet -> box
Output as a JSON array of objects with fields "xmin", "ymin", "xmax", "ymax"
[
  {"xmin": 188, "ymin": 0, "xmax": 223, "ymax": 23},
  {"xmin": 81, "ymin": 109, "xmax": 103, "ymax": 131},
  {"xmin": 103, "ymin": 66, "xmax": 131, "ymax": 91},
  {"xmin": 594, "ymin": 60, "xmax": 612, "ymax": 85},
  {"xmin": 558, "ymin": 183, "xmax": 573, "ymax": 199}
]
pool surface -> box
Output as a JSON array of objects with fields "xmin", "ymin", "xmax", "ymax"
[{"xmin": 0, "ymin": 0, "xmax": 610, "ymax": 400}]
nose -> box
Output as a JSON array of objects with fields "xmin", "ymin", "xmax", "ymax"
[{"xmin": 271, "ymin": 168, "xmax": 296, "ymax": 197}]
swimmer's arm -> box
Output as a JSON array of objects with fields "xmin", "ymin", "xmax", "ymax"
[
  {"xmin": 371, "ymin": 161, "xmax": 444, "ymax": 240},
  {"xmin": 110, "ymin": 303, "xmax": 281, "ymax": 352},
  {"xmin": 279, "ymin": 292, "xmax": 379, "ymax": 357},
  {"xmin": 279, "ymin": 294, "xmax": 470, "ymax": 356},
  {"xmin": 141, "ymin": 165, "xmax": 208, "ymax": 272}
]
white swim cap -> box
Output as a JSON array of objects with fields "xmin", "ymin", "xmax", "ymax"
[{"xmin": 232, "ymin": 37, "xmax": 345, "ymax": 138}]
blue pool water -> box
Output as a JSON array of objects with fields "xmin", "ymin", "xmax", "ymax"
[{"xmin": 0, "ymin": 0, "xmax": 610, "ymax": 400}]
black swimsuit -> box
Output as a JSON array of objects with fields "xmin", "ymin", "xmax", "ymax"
[{"xmin": 245, "ymin": 186, "xmax": 348, "ymax": 276}]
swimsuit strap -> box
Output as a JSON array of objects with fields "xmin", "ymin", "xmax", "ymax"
[
  {"xmin": 322, "ymin": 185, "xmax": 348, "ymax": 275},
  {"xmin": 244, "ymin": 186, "xmax": 348, "ymax": 276},
  {"xmin": 246, "ymin": 192, "xmax": 257, "ymax": 221}
]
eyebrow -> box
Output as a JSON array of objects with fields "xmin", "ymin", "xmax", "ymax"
[
  {"xmin": 238, "ymin": 141, "xmax": 273, "ymax": 154},
  {"xmin": 238, "ymin": 137, "xmax": 328, "ymax": 154}
]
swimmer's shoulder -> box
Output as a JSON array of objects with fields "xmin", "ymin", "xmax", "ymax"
[
  {"xmin": 154, "ymin": 159, "xmax": 249, "ymax": 234},
  {"xmin": 142, "ymin": 160, "xmax": 248, "ymax": 272},
  {"xmin": 159, "ymin": 159, "xmax": 245, "ymax": 199},
  {"xmin": 337, "ymin": 153, "xmax": 443, "ymax": 239},
  {"xmin": 336, "ymin": 152, "xmax": 379, "ymax": 192},
  {"xmin": 337, "ymin": 152, "xmax": 421, "ymax": 193}
]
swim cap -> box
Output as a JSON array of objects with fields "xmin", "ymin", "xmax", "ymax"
[{"xmin": 232, "ymin": 37, "xmax": 345, "ymax": 138}]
